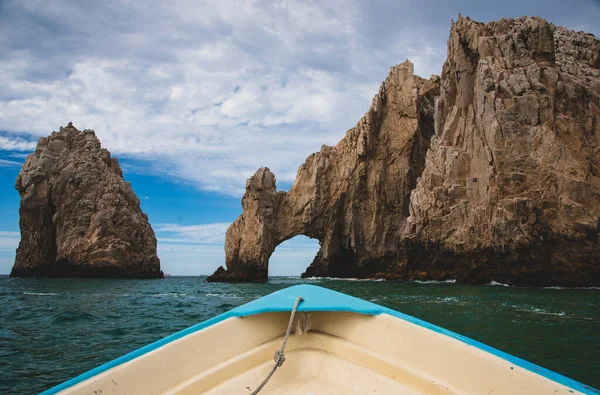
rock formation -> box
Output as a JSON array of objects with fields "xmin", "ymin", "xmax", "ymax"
[
  {"xmin": 208, "ymin": 16, "xmax": 600, "ymax": 286},
  {"xmin": 207, "ymin": 62, "xmax": 439, "ymax": 282},
  {"xmin": 10, "ymin": 123, "xmax": 163, "ymax": 278},
  {"xmin": 403, "ymin": 16, "xmax": 600, "ymax": 286}
]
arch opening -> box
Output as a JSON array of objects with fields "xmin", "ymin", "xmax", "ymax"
[{"xmin": 267, "ymin": 235, "xmax": 320, "ymax": 277}]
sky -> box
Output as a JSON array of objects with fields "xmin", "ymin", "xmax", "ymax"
[{"xmin": 1, "ymin": 0, "xmax": 599, "ymax": 276}]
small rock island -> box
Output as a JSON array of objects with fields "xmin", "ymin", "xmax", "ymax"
[
  {"xmin": 10, "ymin": 123, "xmax": 162, "ymax": 278},
  {"xmin": 208, "ymin": 16, "xmax": 600, "ymax": 286}
]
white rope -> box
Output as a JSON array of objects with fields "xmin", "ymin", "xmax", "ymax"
[{"xmin": 249, "ymin": 296, "xmax": 304, "ymax": 395}]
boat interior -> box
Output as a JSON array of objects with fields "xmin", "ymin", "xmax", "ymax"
[{"xmin": 58, "ymin": 311, "xmax": 581, "ymax": 394}]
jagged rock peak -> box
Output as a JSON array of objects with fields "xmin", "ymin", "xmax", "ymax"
[
  {"xmin": 246, "ymin": 167, "xmax": 276, "ymax": 192},
  {"xmin": 11, "ymin": 124, "xmax": 163, "ymax": 278}
]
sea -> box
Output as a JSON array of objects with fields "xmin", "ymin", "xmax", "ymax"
[{"xmin": 0, "ymin": 275, "xmax": 599, "ymax": 394}]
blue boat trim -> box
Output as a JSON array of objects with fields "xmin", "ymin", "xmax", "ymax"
[{"xmin": 40, "ymin": 284, "xmax": 599, "ymax": 395}]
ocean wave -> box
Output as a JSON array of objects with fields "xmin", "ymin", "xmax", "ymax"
[
  {"xmin": 519, "ymin": 307, "xmax": 566, "ymax": 317},
  {"xmin": 23, "ymin": 292, "xmax": 58, "ymax": 296},
  {"xmin": 203, "ymin": 293, "xmax": 242, "ymax": 298},
  {"xmin": 152, "ymin": 293, "xmax": 187, "ymax": 297},
  {"xmin": 542, "ymin": 286, "xmax": 600, "ymax": 290},
  {"xmin": 438, "ymin": 296, "xmax": 461, "ymax": 303},
  {"xmin": 413, "ymin": 279, "xmax": 457, "ymax": 284},
  {"xmin": 302, "ymin": 277, "xmax": 386, "ymax": 282},
  {"xmin": 51, "ymin": 310, "xmax": 95, "ymax": 323},
  {"xmin": 486, "ymin": 281, "xmax": 510, "ymax": 287}
]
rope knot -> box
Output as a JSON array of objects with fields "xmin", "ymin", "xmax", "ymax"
[{"xmin": 273, "ymin": 350, "xmax": 286, "ymax": 367}]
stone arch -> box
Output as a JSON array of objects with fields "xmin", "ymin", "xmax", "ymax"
[
  {"xmin": 207, "ymin": 62, "xmax": 438, "ymax": 282},
  {"xmin": 206, "ymin": 167, "xmax": 323, "ymax": 282}
]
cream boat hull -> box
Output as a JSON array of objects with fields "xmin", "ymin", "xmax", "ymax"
[{"xmin": 41, "ymin": 285, "xmax": 598, "ymax": 394}]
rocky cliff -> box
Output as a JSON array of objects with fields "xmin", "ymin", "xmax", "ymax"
[
  {"xmin": 403, "ymin": 16, "xmax": 600, "ymax": 286},
  {"xmin": 10, "ymin": 123, "xmax": 163, "ymax": 278},
  {"xmin": 208, "ymin": 16, "xmax": 600, "ymax": 286}
]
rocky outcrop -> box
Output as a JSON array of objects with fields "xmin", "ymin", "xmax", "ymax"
[
  {"xmin": 403, "ymin": 16, "xmax": 600, "ymax": 286},
  {"xmin": 10, "ymin": 123, "xmax": 163, "ymax": 278},
  {"xmin": 208, "ymin": 16, "xmax": 600, "ymax": 286}
]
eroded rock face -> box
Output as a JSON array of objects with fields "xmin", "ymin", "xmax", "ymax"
[
  {"xmin": 404, "ymin": 16, "xmax": 600, "ymax": 285},
  {"xmin": 10, "ymin": 123, "xmax": 163, "ymax": 278},
  {"xmin": 208, "ymin": 16, "xmax": 600, "ymax": 286}
]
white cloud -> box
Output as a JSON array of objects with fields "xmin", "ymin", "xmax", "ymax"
[
  {"xmin": 2, "ymin": 1, "xmax": 598, "ymax": 196},
  {"xmin": 0, "ymin": 159, "xmax": 22, "ymax": 167},
  {"xmin": 7, "ymin": 152, "xmax": 30, "ymax": 159},
  {"xmin": 156, "ymin": 222, "xmax": 230, "ymax": 244},
  {"xmin": 0, "ymin": 0, "xmax": 446, "ymax": 196},
  {"xmin": 0, "ymin": 136, "xmax": 37, "ymax": 152}
]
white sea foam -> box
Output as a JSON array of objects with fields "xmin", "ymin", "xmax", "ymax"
[
  {"xmin": 204, "ymin": 293, "xmax": 242, "ymax": 298},
  {"xmin": 523, "ymin": 307, "xmax": 566, "ymax": 317},
  {"xmin": 153, "ymin": 293, "xmax": 187, "ymax": 297},
  {"xmin": 413, "ymin": 279, "xmax": 457, "ymax": 284},
  {"xmin": 439, "ymin": 296, "xmax": 460, "ymax": 303},
  {"xmin": 221, "ymin": 294, "xmax": 242, "ymax": 298},
  {"xmin": 539, "ymin": 310, "xmax": 567, "ymax": 317},
  {"xmin": 23, "ymin": 292, "xmax": 58, "ymax": 296},
  {"xmin": 487, "ymin": 281, "xmax": 510, "ymax": 287},
  {"xmin": 303, "ymin": 277, "xmax": 386, "ymax": 282},
  {"xmin": 510, "ymin": 304, "xmax": 567, "ymax": 317}
]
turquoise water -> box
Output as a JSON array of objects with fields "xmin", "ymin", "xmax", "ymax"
[{"xmin": 1, "ymin": 276, "xmax": 599, "ymax": 394}]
